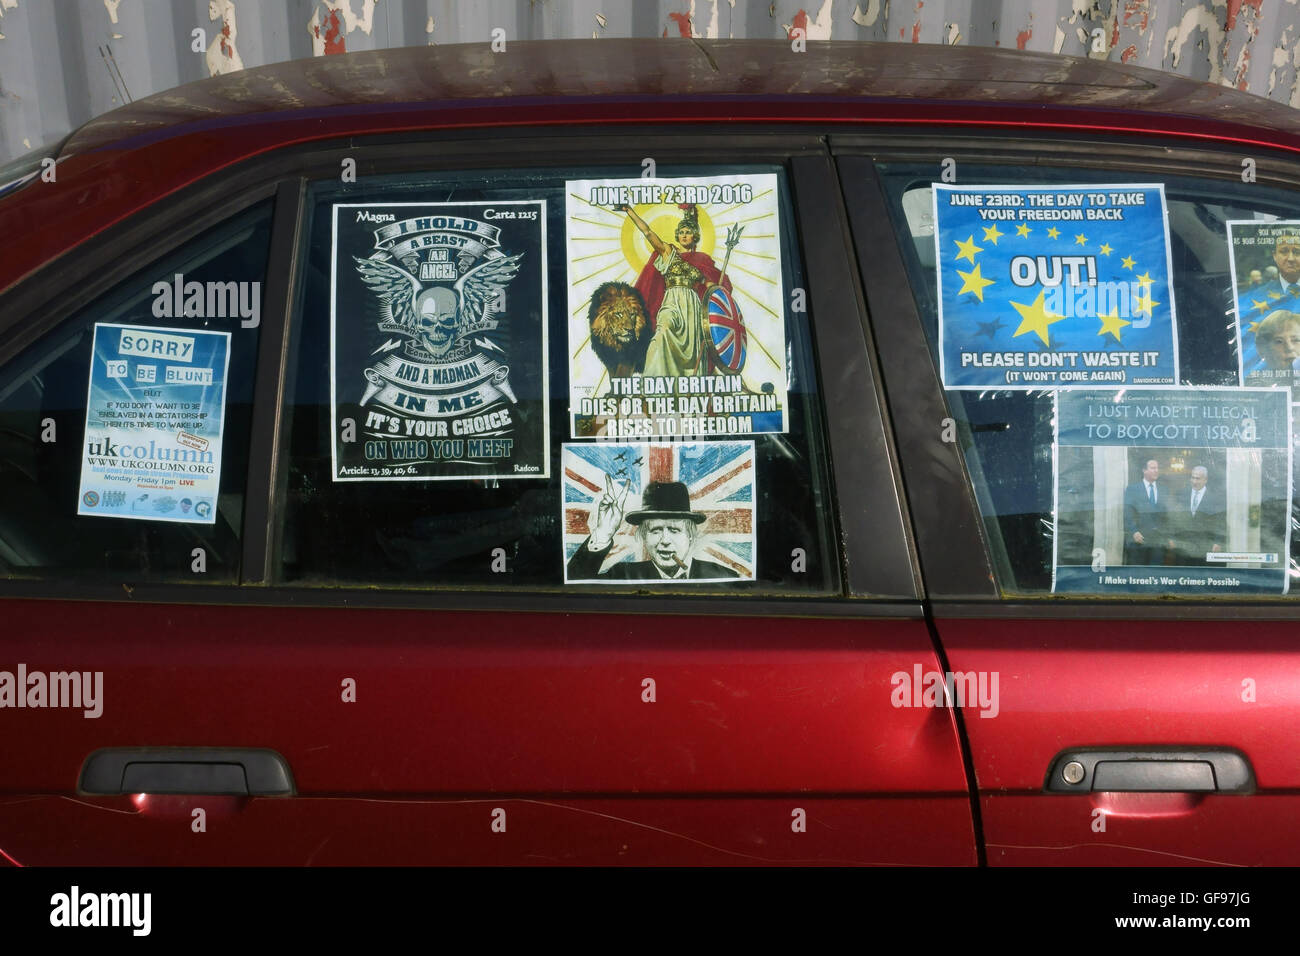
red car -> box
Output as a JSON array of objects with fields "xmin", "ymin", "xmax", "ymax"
[{"xmin": 1, "ymin": 38, "xmax": 1298, "ymax": 867}]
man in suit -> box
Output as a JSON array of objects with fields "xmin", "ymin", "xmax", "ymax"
[
  {"xmin": 1123, "ymin": 458, "xmax": 1173, "ymax": 566},
  {"xmin": 567, "ymin": 477, "xmax": 739, "ymax": 581},
  {"xmin": 1172, "ymin": 465, "xmax": 1226, "ymax": 566}
]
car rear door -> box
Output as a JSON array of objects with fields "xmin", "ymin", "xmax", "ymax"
[
  {"xmin": 0, "ymin": 132, "xmax": 976, "ymax": 865},
  {"xmin": 841, "ymin": 133, "xmax": 1300, "ymax": 865}
]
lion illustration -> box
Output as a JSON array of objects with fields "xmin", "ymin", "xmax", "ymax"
[{"xmin": 587, "ymin": 281, "xmax": 652, "ymax": 378}]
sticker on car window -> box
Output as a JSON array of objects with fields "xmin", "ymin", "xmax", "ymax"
[
  {"xmin": 330, "ymin": 201, "xmax": 550, "ymax": 481},
  {"xmin": 561, "ymin": 440, "xmax": 755, "ymax": 583},
  {"xmin": 934, "ymin": 184, "xmax": 1179, "ymax": 389},
  {"xmin": 1052, "ymin": 387, "xmax": 1291, "ymax": 595},
  {"xmin": 1227, "ymin": 220, "xmax": 1300, "ymax": 401},
  {"xmin": 565, "ymin": 174, "xmax": 787, "ymax": 439},
  {"xmin": 77, "ymin": 322, "xmax": 231, "ymax": 524}
]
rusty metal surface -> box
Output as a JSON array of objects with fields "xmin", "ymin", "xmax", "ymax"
[{"xmin": 1, "ymin": 1, "xmax": 1298, "ymax": 163}]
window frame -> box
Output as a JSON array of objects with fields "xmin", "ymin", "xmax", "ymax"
[
  {"xmin": 837, "ymin": 128, "xmax": 1300, "ymax": 613},
  {"xmin": 0, "ymin": 126, "xmax": 922, "ymax": 615},
  {"xmin": 0, "ymin": 179, "xmax": 282, "ymax": 587}
]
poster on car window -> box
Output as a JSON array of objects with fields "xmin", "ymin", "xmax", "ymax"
[
  {"xmin": 935, "ymin": 184, "xmax": 1179, "ymax": 389},
  {"xmin": 565, "ymin": 173, "xmax": 787, "ymax": 439},
  {"xmin": 1052, "ymin": 388, "xmax": 1291, "ymax": 595},
  {"xmin": 561, "ymin": 440, "xmax": 756, "ymax": 583},
  {"xmin": 77, "ymin": 322, "xmax": 230, "ymax": 524},
  {"xmin": 331, "ymin": 201, "xmax": 549, "ymax": 481},
  {"xmin": 1227, "ymin": 220, "xmax": 1300, "ymax": 401}
]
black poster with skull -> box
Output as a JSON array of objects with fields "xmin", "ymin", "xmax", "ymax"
[{"xmin": 330, "ymin": 201, "xmax": 550, "ymax": 481}]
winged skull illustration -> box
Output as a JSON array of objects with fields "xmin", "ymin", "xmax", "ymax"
[{"xmin": 354, "ymin": 253, "xmax": 523, "ymax": 359}]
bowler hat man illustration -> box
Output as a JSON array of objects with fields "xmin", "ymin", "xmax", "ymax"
[{"xmin": 567, "ymin": 478, "xmax": 739, "ymax": 580}]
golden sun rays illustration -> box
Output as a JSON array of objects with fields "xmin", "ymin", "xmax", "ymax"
[{"xmin": 568, "ymin": 189, "xmax": 783, "ymax": 394}]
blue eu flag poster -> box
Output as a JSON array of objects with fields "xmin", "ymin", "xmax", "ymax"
[{"xmin": 935, "ymin": 184, "xmax": 1179, "ymax": 390}]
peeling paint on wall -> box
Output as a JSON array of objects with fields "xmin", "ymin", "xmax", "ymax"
[
  {"xmin": 6, "ymin": 0, "xmax": 1300, "ymax": 166},
  {"xmin": 330, "ymin": 0, "xmax": 376, "ymax": 37},
  {"xmin": 1052, "ymin": 0, "xmax": 1110, "ymax": 59},
  {"xmin": 1165, "ymin": 3, "xmax": 1227, "ymax": 83},
  {"xmin": 696, "ymin": 0, "xmax": 721, "ymax": 38},
  {"xmin": 1017, "ymin": 15, "xmax": 1033, "ymax": 50},
  {"xmin": 783, "ymin": 0, "xmax": 834, "ymax": 39},
  {"xmin": 1269, "ymin": 23, "xmax": 1298, "ymax": 102},
  {"xmin": 668, "ymin": 10, "xmax": 694, "ymax": 36},
  {"xmin": 665, "ymin": 1, "xmax": 735, "ymax": 40},
  {"xmin": 660, "ymin": 0, "xmax": 733, "ymax": 41},
  {"xmin": 0, "ymin": 0, "xmax": 16, "ymax": 40},
  {"xmin": 1226, "ymin": 0, "xmax": 1264, "ymax": 32},
  {"xmin": 308, "ymin": 6, "xmax": 343, "ymax": 56},
  {"xmin": 1123, "ymin": 0, "xmax": 1149, "ymax": 33},
  {"xmin": 206, "ymin": 0, "xmax": 244, "ymax": 76},
  {"xmin": 1120, "ymin": 0, "xmax": 1156, "ymax": 61},
  {"xmin": 852, "ymin": 0, "xmax": 883, "ymax": 27},
  {"xmin": 308, "ymin": 0, "xmax": 375, "ymax": 56}
]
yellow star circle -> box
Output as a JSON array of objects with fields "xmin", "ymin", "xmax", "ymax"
[
  {"xmin": 1097, "ymin": 310, "xmax": 1131, "ymax": 341},
  {"xmin": 1010, "ymin": 290, "xmax": 1066, "ymax": 346},
  {"xmin": 1135, "ymin": 291, "xmax": 1161, "ymax": 316},
  {"xmin": 954, "ymin": 235, "xmax": 983, "ymax": 264},
  {"xmin": 956, "ymin": 262, "xmax": 996, "ymax": 302}
]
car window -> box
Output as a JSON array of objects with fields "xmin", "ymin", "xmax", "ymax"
[
  {"xmin": 0, "ymin": 200, "xmax": 272, "ymax": 583},
  {"xmin": 878, "ymin": 163, "xmax": 1297, "ymax": 598},
  {"xmin": 277, "ymin": 164, "xmax": 841, "ymax": 595}
]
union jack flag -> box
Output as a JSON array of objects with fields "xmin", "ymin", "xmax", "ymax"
[
  {"xmin": 562, "ymin": 441, "xmax": 756, "ymax": 581},
  {"xmin": 705, "ymin": 284, "xmax": 747, "ymax": 373}
]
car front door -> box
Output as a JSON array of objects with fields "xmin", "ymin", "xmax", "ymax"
[{"xmin": 0, "ymin": 133, "xmax": 976, "ymax": 865}]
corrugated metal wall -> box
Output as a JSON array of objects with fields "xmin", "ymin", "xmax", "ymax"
[{"xmin": 1, "ymin": 0, "xmax": 1298, "ymax": 163}]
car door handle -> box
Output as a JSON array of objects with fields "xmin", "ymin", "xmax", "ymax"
[
  {"xmin": 1045, "ymin": 748, "xmax": 1254, "ymax": 794},
  {"xmin": 79, "ymin": 748, "xmax": 295, "ymax": 796}
]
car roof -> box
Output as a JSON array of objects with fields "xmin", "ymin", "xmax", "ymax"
[
  {"xmin": 3, "ymin": 38, "xmax": 1299, "ymax": 296},
  {"xmin": 59, "ymin": 39, "xmax": 1300, "ymax": 155}
]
